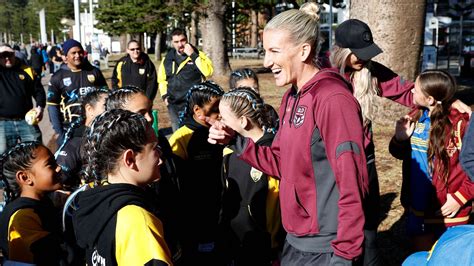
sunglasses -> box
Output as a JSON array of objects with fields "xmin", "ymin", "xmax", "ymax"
[
  {"xmin": 129, "ymin": 48, "xmax": 140, "ymax": 51},
  {"xmin": 0, "ymin": 52, "xmax": 14, "ymax": 59}
]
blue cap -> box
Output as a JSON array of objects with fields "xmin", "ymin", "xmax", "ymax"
[{"xmin": 63, "ymin": 39, "xmax": 83, "ymax": 55}]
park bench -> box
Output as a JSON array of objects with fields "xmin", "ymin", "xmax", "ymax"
[{"xmin": 231, "ymin": 47, "xmax": 263, "ymax": 59}]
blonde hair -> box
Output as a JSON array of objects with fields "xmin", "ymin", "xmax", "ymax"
[
  {"xmin": 265, "ymin": 2, "xmax": 321, "ymax": 66},
  {"xmin": 330, "ymin": 45, "xmax": 380, "ymax": 126}
]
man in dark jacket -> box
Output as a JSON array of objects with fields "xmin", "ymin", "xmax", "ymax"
[
  {"xmin": 0, "ymin": 44, "xmax": 45, "ymax": 154},
  {"xmin": 111, "ymin": 40, "xmax": 158, "ymax": 100},
  {"xmin": 158, "ymin": 28, "xmax": 213, "ymax": 132},
  {"xmin": 47, "ymin": 39, "xmax": 107, "ymax": 144}
]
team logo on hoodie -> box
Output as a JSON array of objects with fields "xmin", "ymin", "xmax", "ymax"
[
  {"xmin": 139, "ymin": 68, "xmax": 145, "ymax": 75},
  {"xmin": 250, "ymin": 167, "xmax": 263, "ymax": 182},
  {"xmin": 63, "ymin": 77, "xmax": 72, "ymax": 86},
  {"xmin": 293, "ymin": 105, "xmax": 307, "ymax": 128},
  {"xmin": 87, "ymin": 74, "xmax": 96, "ymax": 83}
]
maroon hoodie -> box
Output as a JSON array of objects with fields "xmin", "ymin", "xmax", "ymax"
[{"xmin": 237, "ymin": 69, "xmax": 369, "ymax": 260}]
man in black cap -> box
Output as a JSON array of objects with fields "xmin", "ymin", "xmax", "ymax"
[{"xmin": 47, "ymin": 39, "xmax": 108, "ymax": 143}]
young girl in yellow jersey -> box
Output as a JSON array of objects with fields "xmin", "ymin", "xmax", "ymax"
[
  {"xmin": 169, "ymin": 80, "xmax": 224, "ymax": 264},
  {"xmin": 72, "ymin": 109, "xmax": 172, "ymax": 265},
  {"xmin": 0, "ymin": 141, "xmax": 64, "ymax": 265},
  {"xmin": 218, "ymin": 87, "xmax": 283, "ymax": 265}
]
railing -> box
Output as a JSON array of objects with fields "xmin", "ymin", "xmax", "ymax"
[{"xmin": 230, "ymin": 47, "xmax": 263, "ymax": 59}]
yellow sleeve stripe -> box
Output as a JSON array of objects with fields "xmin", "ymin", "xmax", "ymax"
[
  {"xmin": 47, "ymin": 102, "xmax": 59, "ymax": 106},
  {"xmin": 223, "ymin": 147, "xmax": 233, "ymax": 157},
  {"xmin": 21, "ymin": 65, "xmax": 35, "ymax": 80},
  {"xmin": 115, "ymin": 205, "xmax": 172, "ymax": 265},
  {"xmin": 157, "ymin": 58, "xmax": 168, "ymax": 97},
  {"xmin": 8, "ymin": 208, "xmax": 49, "ymax": 263},
  {"xmin": 266, "ymin": 176, "xmax": 281, "ymax": 249},
  {"xmin": 455, "ymin": 191, "xmax": 468, "ymax": 204},
  {"xmin": 194, "ymin": 51, "xmax": 214, "ymax": 78},
  {"xmin": 169, "ymin": 126, "xmax": 194, "ymax": 160},
  {"xmin": 116, "ymin": 61, "xmax": 124, "ymax": 88}
]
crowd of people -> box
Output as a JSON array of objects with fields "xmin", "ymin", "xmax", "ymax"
[{"xmin": 1, "ymin": 2, "xmax": 474, "ymax": 266}]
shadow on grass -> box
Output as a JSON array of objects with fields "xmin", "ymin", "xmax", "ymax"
[{"xmin": 377, "ymin": 192, "xmax": 411, "ymax": 266}]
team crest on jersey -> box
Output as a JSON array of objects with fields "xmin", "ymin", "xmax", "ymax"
[
  {"xmin": 18, "ymin": 74, "xmax": 25, "ymax": 80},
  {"xmin": 139, "ymin": 68, "xmax": 145, "ymax": 75},
  {"xmin": 293, "ymin": 105, "xmax": 307, "ymax": 128},
  {"xmin": 250, "ymin": 167, "xmax": 263, "ymax": 182},
  {"xmin": 63, "ymin": 77, "xmax": 72, "ymax": 86},
  {"xmin": 414, "ymin": 123, "xmax": 425, "ymax": 134},
  {"xmin": 87, "ymin": 74, "xmax": 95, "ymax": 83}
]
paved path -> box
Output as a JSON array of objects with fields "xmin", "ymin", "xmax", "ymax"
[{"xmin": 37, "ymin": 74, "xmax": 57, "ymax": 151}]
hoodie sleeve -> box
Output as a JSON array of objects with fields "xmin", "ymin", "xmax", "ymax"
[
  {"xmin": 111, "ymin": 60, "xmax": 121, "ymax": 89},
  {"xmin": 236, "ymin": 131, "xmax": 282, "ymax": 178},
  {"xmin": 372, "ymin": 61, "xmax": 414, "ymax": 107},
  {"xmin": 158, "ymin": 57, "xmax": 168, "ymax": 99},
  {"xmin": 461, "ymin": 117, "xmax": 474, "ymax": 182},
  {"xmin": 192, "ymin": 51, "xmax": 213, "ymax": 78},
  {"xmin": 146, "ymin": 60, "xmax": 158, "ymax": 100},
  {"xmin": 115, "ymin": 205, "xmax": 172, "ymax": 265},
  {"xmin": 315, "ymin": 90, "xmax": 367, "ymax": 260},
  {"xmin": 47, "ymin": 77, "xmax": 64, "ymax": 135}
]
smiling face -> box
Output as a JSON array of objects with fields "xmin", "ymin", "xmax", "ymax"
[
  {"xmin": 127, "ymin": 41, "xmax": 141, "ymax": 62},
  {"xmin": 27, "ymin": 146, "xmax": 62, "ymax": 195},
  {"xmin": 346, "ymin": 53, "xmax": 368, "ymax": 71},
  {"xmin": 412, "ymin": 78, "xmax": 432, "ymax": 108},
  {"xmin": 263, "ymin": 29, "xmax": 302, "ymax": 87},
  {"xmin": 65, "ymin": 46, "xmax": 84, "ymax": 70}
]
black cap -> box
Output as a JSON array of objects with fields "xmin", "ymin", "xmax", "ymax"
[{"xmin": 335, "ymin": 19, "xmax": 382, "ymax": 61}]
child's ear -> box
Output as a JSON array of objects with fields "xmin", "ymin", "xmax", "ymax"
[
  {"xmin": 122, "ymin": 149, "xmax": 137, "ymax": 170},
  {"xmin": 428, "ymin": 96, "xmax": 436, "ymax": 106},
  {"xmin": 193, "ymin": 104, "xmax": 202, "ymax": 117},
  {"xmin": 16, "ymin": 171, "xmax": 32, "ymax": 186},
  {"xmin": 240, "ymin": 116, "xmax": 249, "ymax": 130}
]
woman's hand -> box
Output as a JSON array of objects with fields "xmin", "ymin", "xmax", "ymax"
[
  {"xmin": 394, "ymin": 115, "xmax": 415, "ymax": 141},
  {"xmin": 439, "ymin": 193, "xmax": 461, "ymax": 218},
  {"xmin": 201, "ymin": 115, "xmax": 235, "ymax": 145},
  {"xmin": 451, "ymin": 99, "xmax": 472, "ymax": 117}
]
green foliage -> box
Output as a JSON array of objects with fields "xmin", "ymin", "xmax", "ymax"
[
  {"xmin": 0, "ymin": 0, "xmax": 73, "ymax": 43},
  {"xmin": 94, "ymin": 0, "xmax": 195, "ymax": 35}
]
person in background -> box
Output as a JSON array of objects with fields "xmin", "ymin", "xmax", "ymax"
[
  {"xmin": 158, "ymin": 28, "xmax": 214, "ymax": 132},
  {"xmin": 0, "ymin": 44, "xmax": 45, "ymax": 155},
  {"xmin": 47, "ymin": 39, "xmax": 107, "ymax": 145},
  {"xmin": 112, "ymin": 40, "xmax": 158, "ymax": 100}
]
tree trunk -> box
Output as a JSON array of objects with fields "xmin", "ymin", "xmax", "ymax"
[
  {"xmin": 250, "ymin": 9, "xmax": 258, "ymax": 48},
  {"xmin": 350, "ymin": 0, "xmax": 426, "ymax": 81},
  {"xmin": 154, "ymin": 32, "xmax": 162, "ymax": 61},
  {"xmin": 202, "ymin": 0, "xmax": 230, "ymax": 76},
  {"xmin": 190, "ymin": 11, "xmax": 198, "ymax": 46}
]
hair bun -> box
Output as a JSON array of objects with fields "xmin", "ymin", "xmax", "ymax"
[{"xmin": 300, "ymin": 2, "xmax": 320, "ymax": 22}]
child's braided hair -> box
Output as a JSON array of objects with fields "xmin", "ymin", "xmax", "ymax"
[
  {"xmin": 81, "ymin": 109, "xmax": 149, "ymax": 183},
  {"xmin": 229, "ymin": 68, "xmax": 259, "ymax": 91},
  {"xmin": 0, "ymin": 141, "xmax": 42, "ymax": 203},
  {"xmin": 222, "ymin": 87, "xmax": 274, "ymax": 133},
  {"xmin": 106, "ymin": 86, "xmax": 143, "ymax": 110},
  {"xmin": 178, "ymin": 80, "xmax": 224, "ymax": 126}
]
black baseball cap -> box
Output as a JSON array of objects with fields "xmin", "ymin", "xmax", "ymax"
[{"xmin": 335, "ymin": 19, "xmax": 383, "ymax": 61}]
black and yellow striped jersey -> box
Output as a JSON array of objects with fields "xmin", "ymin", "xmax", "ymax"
[
  {"xmin": 0, "ymin": 197, "xmax": 64, "ymax": 265},
  {"xmin": 72, "ymin": 183, "xmax": 172, "ymax": 266}
]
